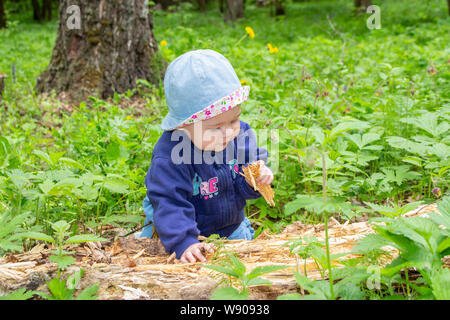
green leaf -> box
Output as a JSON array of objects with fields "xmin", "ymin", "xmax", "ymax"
[
  {"xmin": 0, "ymin": 212, "xmax": 29, "ymax": 252},
  {"xmin": 49, "ymin": 255, "xmax": 76, "ymax": 270},
  {"xmin": 22, "ymin": 232, "xmax": 55, "ymax": 243},
  {"xmin": 430, "ymin": 268, "xmax": 450, "ymax": 300},
  {"xmin": 66, "ymin": 234, "xmax": 107, "ymax": 243},
  {"xmin": 246, "ymin": 276, "xmax": 272, "ymax": 287},
  {"xmin": 103, "ymin": 179, "xmax": 129, "ymax": 194},
  {"xmin": 0, "ymin": 288, "xmax": 34, "ymax": 300},
  {"xmin": 66, "ymin": 269, "xmax": 85, "ymax": 290},
  {"xmin": 39, "ymin": 179, "xmax": 55, "ymax": 195},
  {"xmin": 347, "ymin": 133, "xmax": 380, "ymax": 150},
  {"xmin": 293, "ymin": 271, "xmax": 316, "ymax": 292},
  {"xmin": 352, "ymin": 233, "xmax": 391, "ymax": 254},
  {"xmin": 44, "ymin": 278, "xmax": 75, "ymax": 300},
  {"xmin": 50, "ymin": 220, "xmax": 71, "ymax": 234},
  {"xmin": 429, "ymin": 196, "xmax": 450, "ymax": 229},
  {"xmin": 201, "ymin": 264, "xmax": 239, "ymax": 278},
  {"xmin": 210, "ymin": 287, "xmax": 248, "ymax": 300},
  {"xmin": 33, "ymin": 150, "xmax": 54, "ymax": 166},
  {"xmin": 59, "ymin": 157, "xmax": 84, "ymax": 169},
  {"xmin": 409, "ymin": 282, "xmax": 434, "ymax": 299},
  {"xmin": 386, "ymin": 136, "xmax": 430, "ymax": 156},
  {"xmin": 76, "ymin": 283, "xmax": 99, "ymax": 300},
  {"xmin": 106, "ymin": 142, "xmax": 129, "ymax": 162},
  {"xmin": 335, "ymin": 282, "xmax": 364, "ymax": 300},
  {"xmin": 228, "ymin": 253, "xmax": 246, "ymax": 277},
  {"xmin": 49, "ymin": 151, "xmax": 66, "ymax": 165},
  {"xmin": 247, "ymin": 265, "xmax": 290, "ymax": 280},
  {"xmin": 277, "ymin": 293, "xmax": 302, "ymax": 300}
]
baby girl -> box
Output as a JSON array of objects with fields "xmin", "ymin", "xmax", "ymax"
[{"xmin": 138, "ymin": 49, "xmax": 273, "ymax": 263}]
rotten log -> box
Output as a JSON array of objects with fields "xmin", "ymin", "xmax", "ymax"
[{"xmin": 0, "ymin": 203, "xmax": 446, "ymax": 300}]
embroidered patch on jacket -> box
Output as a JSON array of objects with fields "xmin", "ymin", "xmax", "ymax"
[
  {"xmin": 192, "ymin": 173, "xmax": 219, "ymax": 200},
  {"xmin": 227, "ymin": 159, "xmax": 239, "ymax": 179}
]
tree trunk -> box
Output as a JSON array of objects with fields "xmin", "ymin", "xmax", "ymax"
[
  {"xmin": 0, "ymin": 0, "xmax": 6, "ymax": 29},
  {"xmin": 42, "ymin": 0, "xmax": 52, "ymax": 20},
  {"xmin": 35, "ymin": 0, "xmax": 166, "ymax": 103},
  {"xmin": 154, "ymin": 0, "xmax": 176, "ymax": 10},
  {"xmin": 273, "ymin": 0, "xmax": 285, "ymax": 16},
  {"xmin": 31, "ymin": 0, "xmax": 42, "ymax": 21},
  {"xmin": 448, "ymin": 0, "xmax": 450, "ymax": 16},
  {"xmin": 218, "ymin": 0, "xmax": 225, "ymax": 13},
  {"xmin": 224, "ymin": 0, "xmax": 244, "ymax": 22},
  {"xmin": 197, "ymin": 0, "xmax": 206, "ymax": 12},
  {"xmin": 354, "ymin": 0, "xmax": 372, "ymax": 11}
]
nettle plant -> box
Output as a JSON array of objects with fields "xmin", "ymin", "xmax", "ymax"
[
  {"xmin": 352, "ymin": 195, "xmax": 450, "ymax": 300},
  {"xmin": 202, "ymin": 252, "xmax": 289, "ymax": 300},
  {"xmin": 23, "ymin": 220, "xmax": 106, "ymax": 300},
  {"xmin": 281, "ymin": 118, "xmax": 373, "ymax": 299},
  {"xmin": 0, "ymin": 141, "xmax": 141, "ymax": 233}
]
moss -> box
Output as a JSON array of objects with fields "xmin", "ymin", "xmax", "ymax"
[
  {"xmin": 88, "ymin": 36, "xmax": 100, "ymax": 44},
  {"xmin": 100, "ymin": 19, "xmax": 112, "ymax": 25}
]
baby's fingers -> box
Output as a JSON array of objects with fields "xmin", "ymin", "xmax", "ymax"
[
  {"xmin": 182, "ymin": 251, "xmax": 196, "ymax": 263},
  {"xmin": 259, "ymin": 174, "xmax": 273, "ymax": 185},
  {"xmin": 191, "ymin": 247, "xmax": 207, "ymax": 262},
  {"xmin": 202, "ymin": 243, "xmax": 215, "ymax": 254},
  {"xmin": 256, "ymin": 167, "xmax": 273, "ymax": 185}
]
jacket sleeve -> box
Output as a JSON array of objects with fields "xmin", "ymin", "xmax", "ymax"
[
  {"xmin": 235, "ymin": 123, "xmax": 270, "ymax": 200},
  {"xmin": 145, "ymin": 157, "xmax": 199, "ymax": 259}
]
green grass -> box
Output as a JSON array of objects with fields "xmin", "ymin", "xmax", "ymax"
[{"xmin": 0, "ymin": 0, "xmax": 449, "ymax": 247}]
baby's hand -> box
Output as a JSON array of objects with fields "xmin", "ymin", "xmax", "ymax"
[
  {"xmin": 180, "ymin": 242, "xmax": 215, "ymax": 263},
  {"xmin": 255, "ymin": 160, "xmax": 273, "ymax": 185}
]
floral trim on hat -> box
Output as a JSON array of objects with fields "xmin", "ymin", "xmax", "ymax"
[{"xmin": 175, "ymin": 85, "xmax": 250, "ymax": 129}]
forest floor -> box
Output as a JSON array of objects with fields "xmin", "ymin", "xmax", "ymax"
[{"xmin": 1, "ymin": 202, "xmax": 445, "ymax": 300}]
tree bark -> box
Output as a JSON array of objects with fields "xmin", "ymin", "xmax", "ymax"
[
  {"xmin": 42, "ymin": 0, "xmax": 52, "ymax": 20},
  {"xmin": 31, "ymin": 0, "xmax": 42, "ymax": 21},
  {"xmin": 354, "ymin": 0, "xmax": 372, "ymax": 11},
  {"xmin": 224, "ymin": 0, "xmax": 245, "ymax": 22},
  {"xmin": 197, "ymin": 0, "xmax": 207, "ymax": 12},
  {"xmin": 35, "ymin": 0, "xmax": 166, "ymax": 103},
  {"xmin": 0, "ymin": 0, "xmax": 6, "ymax": 29},
  {"xmin": 218, "ymin": 0, "xmax": 225, "ymax": 13},
  {"xmin": 273, "ymin": 0, "xmax": 285, "ymax": 16},
  {"xmin": 154, "ymin": 0, "xmax": 176, "ymax": 10}
]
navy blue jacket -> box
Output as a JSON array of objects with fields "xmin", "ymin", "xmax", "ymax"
[{"xmin": 145, "ymin": 120, "xmax": 269, "ymax": 259}]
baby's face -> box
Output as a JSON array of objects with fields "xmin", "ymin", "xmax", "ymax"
[{"xmin": 178, "ymin": 105, "xmax": 242, "ymax": 152}]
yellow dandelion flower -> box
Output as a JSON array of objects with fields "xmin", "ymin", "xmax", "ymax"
[
  {"xmin": 240, "ymin": 79, "xmax": 248, "ymax": 85},
  {"xmin": 126, "ymin": 115, "xmax": 132, "ymax": 120},
  {"xmin": 160, "ymin": 40, "xmax": 167, "ymax": 47},
  {"xmin": 267, "ymin": 43, "xmax": 278, "ymax": 54},
  {"xmin": 245, "ymin": 26, "xmax": 255, "ymax": 39}
]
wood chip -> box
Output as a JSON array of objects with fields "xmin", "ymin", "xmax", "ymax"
[{"xmin": 241, "ymin": 161, "xmax": 275, "ymax": 206}]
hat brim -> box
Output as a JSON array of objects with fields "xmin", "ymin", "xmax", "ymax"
[{"xmin": 161, "ymin": 85, "xmax": 250, "ymax": 131}]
